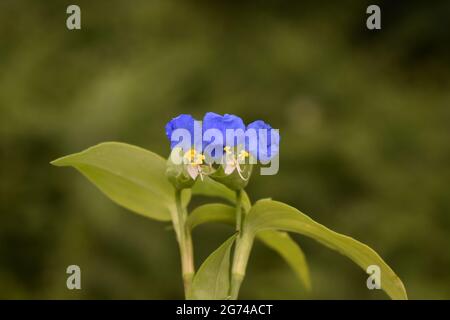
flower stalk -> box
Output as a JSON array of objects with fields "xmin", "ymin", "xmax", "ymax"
[
  {"xmin": 230, "ymin": 230, "xmax": 254, "ymax": 299},
  {"xmin": 235, "ymin": 190, "xmax": 243, "ymax": 236},
  {"xmin": 230, "ymin": 189, "xmax": 251, "ymax": 299},
  {"xmin": 174, "ymin": 189, "xmax": 195, "ymax": 298}
]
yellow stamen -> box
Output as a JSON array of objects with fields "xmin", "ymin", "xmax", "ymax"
[
  {"xmin": 183, "ymin": 148, "xmax": 197, "ymax": 161},
  {"xmin": 239, "ymin": 150, "xmax": 249, "ymax": 158}
]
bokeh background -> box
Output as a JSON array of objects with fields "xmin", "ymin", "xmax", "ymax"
[{"xmin": 1, "ymin": 0, "xmax": 449, "ymax": 299}]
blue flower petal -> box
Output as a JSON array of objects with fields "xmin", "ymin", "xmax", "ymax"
[
  {"xmin": 165, "ymin": 114, "xmax": 197, "ymax": 150},
  {"xmin": 202, "ymin": 112, "xmax": 245, "ymax": 157},
  {"xmin": 202, "ymin": 112, "xmax": 224, "ymax": 133},
  {"xmin": 247, "ymin": 120, "xmax": 280, "ymax": 161}
]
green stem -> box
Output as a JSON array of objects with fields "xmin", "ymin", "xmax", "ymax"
[
  {"xmin": 230, "ymin": 189, "xmax": 246, "ymax": 299},
  {"xmin": 230, "ymin": 232, "xmax": 254, "ymax": 300},
  {"xmin": 235, "ymin": 190, "xmax": 243, "ymax": 237},
  {"xmin": 174, "ymin": 189, "xmax": 195, "ymax": 298}
]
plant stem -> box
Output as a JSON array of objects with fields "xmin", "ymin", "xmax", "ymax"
[
  {"xmin": 174, "ymin": 189, "xmax": 195, "ymax": 298},
  {"xmin": 235, "ymin": 189, "xmax": 243, "ymax": 237},
  {"xmin": 230, "ymin": 232, "xmax": 253, "ymax": 300},
  {"xmin": 230, "ymin": 189, "xmax": 245, "ymax": 299}
]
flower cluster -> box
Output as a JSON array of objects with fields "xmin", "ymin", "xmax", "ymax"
[{"xmin": 165, "ymin": 112, "xmax": 279, "ymax": 189}]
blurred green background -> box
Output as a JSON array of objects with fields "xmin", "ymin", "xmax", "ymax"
[{"xmin": 1, "ymin": 0, "xmax": 449, "ymax": 299}]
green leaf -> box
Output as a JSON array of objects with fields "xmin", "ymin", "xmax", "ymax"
[
  {"xmin": 189, "ymin": 234, "xmax": 237, "ymax": 300},
  {"xmin": 245, "ymin": 199, "xmax": 408, "ymax": 300},
  {"xmin": 187, "ymin": 203, "xmax": 235, "ymax": 230},
  {"xmin": 191, "ymin": 177, "xmax": 251, "ymax": 212},
  {"xmin": 187, "ymin": 203, "xmax": 311, "ymax": 291},
  {"xmin": 51, "ymin": 142, "xmax": 183, "ymax": 221},
  {"xmin": 256, "ymin": 230, "xmax": 311, "ymax": 291}
]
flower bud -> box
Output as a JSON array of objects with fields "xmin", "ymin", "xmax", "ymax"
[
  {"xmin": 210, "ymin": 163, "xmax": 253, "ymax": 191},
  {"xmin": 166, "ymin": 148, "xmax": 195, "ymax": 190}
]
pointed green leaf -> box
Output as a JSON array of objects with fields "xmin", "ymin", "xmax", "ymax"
[
  {"xmin": 51, "ymin": 142, "xmax": 183, "ymax": 221},
  {"xmin": 187, "ymin": 203, "xmax": 235, "ymax": 230},
  {"xmin": 187, "ymin": 203, "xmax": 311, "ymax": 291},
  {"xmin": 191, "ymin": 177, "xmax": 251, "ymax": 212},
  {"xmin": 189, "ymin": 234, "xmax": 237, "ymax": 300},
  {"xmin": 245, "ymin": 199, "xmax": 408, "ymax": 300},
  {"xmin": 257, "ymin": 230, "xmax": 311, "ymax": 291}
]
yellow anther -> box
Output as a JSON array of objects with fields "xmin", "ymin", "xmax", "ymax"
[
  {"xmin": 193, "ymin": 154, "xmax": 204, "ymax": 165},
  {"xmin": 240, "ymin": 150, "xmax": 249, "ymax": 158},
  {"xmin": 238, "ymin": 150, "xmax": 249, "ymax": 160},
  {"xmin": 183, "ymin": 148, "xmax": 206, "ymax": 165},
  {"xmin": 224, "ymin": 146, "xmax": 232, "ymax": 154},
  {"xmin": 183, "ymin": 148, "xmax": 197, "ymax": 161}
]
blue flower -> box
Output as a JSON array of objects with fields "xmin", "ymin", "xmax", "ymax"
[
  {"xmin": 202, "ymin": 112, "xmax": 246, "ymax": 157},
  {"xmin": 246, "ymin": 120, "xmax": 280, "ymax": 161},
  {"xmin": 166, "ymin": 113, "xmax": 279, "ymax": 165},
  {"xmin": 202, "ymin": 112, "xmax": 245, "ymax": 138},
  {"xmin": 165, "ymin": 114, "xmax": 200, "ymax": 151}
]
